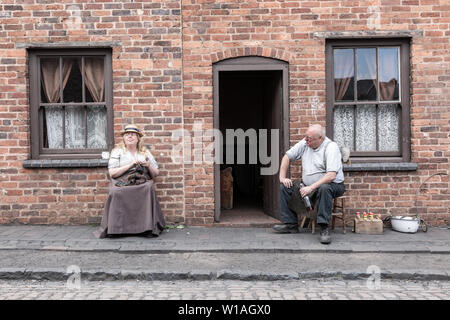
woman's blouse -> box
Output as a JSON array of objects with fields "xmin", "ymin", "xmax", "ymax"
[{"xmin": 108, "ymin": 147, "xmax": 158, "ymax": 169}]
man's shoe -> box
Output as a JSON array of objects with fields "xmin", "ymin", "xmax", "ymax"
[
  {"xmin": 273, "ymin": 223, "xmax": 299, "ymax": 234},
  {"xmin": 319, "ymin": 227, "xmax": 331, "ymax": 244}
]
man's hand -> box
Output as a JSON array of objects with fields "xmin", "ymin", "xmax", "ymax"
[
  {"xmin": 301, "ymin": 172, "xmax": 336, "ymax": 197},
  {"xmin": 280, "ymin": 178, "xmax": 293, "ymax": 188},
  {"xmin": 300, "ymin": 185, "xmax": 314, "ymax": 197},
  {"xmin": 279, "ymin": 155, "xmax": 291, "ymax": 188}
]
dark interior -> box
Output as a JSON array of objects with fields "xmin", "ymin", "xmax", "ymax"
[{"xmin": 219, "ymin": 70, "xmax": 281, "ymax": 216}]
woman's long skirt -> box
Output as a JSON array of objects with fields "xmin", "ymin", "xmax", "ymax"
[{"xmin": 94, "ymin": 180, "xmax": 165, "ymax": 238}]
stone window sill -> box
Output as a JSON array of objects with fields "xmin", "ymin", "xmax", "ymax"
[
  {"xmin": 22, "ymin": 160, "xmax": 417, "ymax": 171},
  {"xmin": 23, "ymin": 159, "xmax": 108, "ymax": 169},
  {"xmin": 343, "ymin": 162, "xmax": 418, "ymax": 172}
]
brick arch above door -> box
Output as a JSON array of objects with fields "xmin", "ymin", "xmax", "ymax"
[{"xmin": 210, "ymin": 47, "xmax": 292, "ymax": 64}]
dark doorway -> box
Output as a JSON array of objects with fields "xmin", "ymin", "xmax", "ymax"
[{"xmin": 213, "ymin": 57, "xmax": 289, "ymax": 225}]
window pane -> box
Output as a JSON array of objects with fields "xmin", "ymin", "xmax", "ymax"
[
  {"xmin": 65, "ymin": 106, "xmax": 85, "ymax": 149},
  {"xmin": 356, "ymin": 104, "xmax": 376, "ymax": 151},
  {"xmin": 87, "ymin": 106, "xmax": 107, "ymax": 149},
  {"xmin": 379, "ymin": 48, "xmax": 399, "ymax": 101},
  {"xmin": 356, "ymin": 48, "xmax": 377, "ymax": 101},
  {"xmin": 333, "ymin": 49, "xmax": 354, "ymax": 101},
  {"xmin": 333, "ymin": 105, "xmax": 354, "ymax": 151},
  {"xmin": 85, "ymin": 85, "xmax": 94, "ymax": 102},
  {"xmin": 378, "ymin": 104, "xmax": 399, "ymax": 151},
  {"xmin": 84, "ymin": 57, "xmax": 105, "ymax": 102},
  {"xmin": 40, "ymin": 58, "xmax": 60, "ymax": 103},
  {"xmin": 63, "ymin": 58, "xmax": 82, "ymax": 103},
  {"xmin": 44, "ymin": 106, "xmax": 63, "ymax": 148}
]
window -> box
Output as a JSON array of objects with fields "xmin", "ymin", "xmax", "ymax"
[
  {"xmin": 326, "ymin": 39, "xmax": 410, "ymax": 162},
  {"xmin": 29, "ymin": 49, "xmax": 113, "ymax": 159}
]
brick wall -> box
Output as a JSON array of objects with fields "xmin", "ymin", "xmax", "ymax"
[
  {"xmin": 0, "ymin": 0, "xmax": 449, "ymax": 226},
  {"xmin": 0, "ymin": 0, "xmax": 185, "ymax": 225},
  {"xmin": 181, "ymin": 0, "xmax": 449, "ymax": 226}
]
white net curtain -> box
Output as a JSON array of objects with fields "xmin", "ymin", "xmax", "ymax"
[
  {"xmin": 40, "ymin": 57, "xmax": 107, "ymax": 149},
  {"xmin": 333, "ymin": 104, "xmax": 399, "ymax": 152}
]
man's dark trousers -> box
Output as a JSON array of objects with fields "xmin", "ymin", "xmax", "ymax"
[{"xmin": 280, "ymin": 182, "xmax": 345, "ymax": 225}]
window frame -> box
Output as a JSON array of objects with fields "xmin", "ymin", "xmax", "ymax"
[
  {"xmin": 29, "ymin": 48, "xmax": 114, "ymax": 160},
  {"xmin": 325, "ymin": 38, "xmax": 411, "ymax": 163}
]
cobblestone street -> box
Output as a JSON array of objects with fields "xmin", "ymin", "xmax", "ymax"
[{"xmin": 0, "ymin": 279, "xmax": 448, "ymax": 300}]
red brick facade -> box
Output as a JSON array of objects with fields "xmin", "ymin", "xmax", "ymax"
[{"xmin": 0, "ymin": 1, "xmax": 448, "ymax": 226}]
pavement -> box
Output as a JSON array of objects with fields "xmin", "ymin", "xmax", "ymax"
[{"xmin": 0, "ymin": 224, "xmax": 448, "ymax": 282}]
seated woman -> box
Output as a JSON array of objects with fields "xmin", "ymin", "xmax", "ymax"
[{"xmin": 94, "ymin": 124, "xmax": 165, "ymax": 238}]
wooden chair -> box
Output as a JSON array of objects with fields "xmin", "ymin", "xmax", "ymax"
[
  {"xmin": 300, "ymin": 215, "xmax": 316, "ymax": 234},
  {"xmin": 331, "ymin": 196, "xmax": 346, "ymax": 234},
  {"xmin": 331, "ymin": 148, "xmax": 350, "ymax": 233},
  {"xmin": 299, "ymin": 205, "xmax": 317, "ymax": 234}
]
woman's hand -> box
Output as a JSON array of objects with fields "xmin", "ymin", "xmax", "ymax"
[
  {"xmin": 110, "ymin": 161, "xmax": 136, "ymax": 179},
  {"xmin": 138, "ymin": 158, "xmax": 159, "ymax": 178},
  {"xmin": 280, "ymin": 178, "xmax": 293, "ymax": 188},
  {"xmin": 136, "ymin": 159, "xmax": 150, "ymax": 168}
]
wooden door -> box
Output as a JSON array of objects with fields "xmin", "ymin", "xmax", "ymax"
[{"xmin": 262, "ymin": 72, "xmax": 283, "ymax": 220}]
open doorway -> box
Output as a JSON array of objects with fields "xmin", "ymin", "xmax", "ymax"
[{"xmin": 213, "ymin": 57, "xmax": 289, "ymax": 226}]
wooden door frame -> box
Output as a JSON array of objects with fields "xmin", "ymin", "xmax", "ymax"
[{"xmin": 212, "ymin": 56, "xmax": 289, "ymax": 222}]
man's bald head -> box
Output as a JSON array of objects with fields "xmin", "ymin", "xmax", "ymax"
[
  {"xmin": 307, "ymin": 124, "xmax": 325, "ymax": 138},
  {"xmin": 305, "ymin": 124, "xmax": 325, "ymax": 149}
]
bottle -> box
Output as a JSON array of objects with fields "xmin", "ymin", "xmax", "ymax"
[
  {"xmin": 356, "ymin": 212, "xmax": 361, "ymax": 220},
  {"xmin": 303, "ymin": 195, "xmax": 313, "ymax": 211},
  {"xmin": 363, "ymin": 212, "xmax": 367, "ymax": 221},
  {"xmin": 369, "ymin": 212, "xmax": 374, "ymax": 221},
  {"xmin": 299, "ymin": 183, "xmax": 313, "ymax": 211},
  {"xmin": 376, "ymin": 213, "xmax": 382, "ymax": 221}
]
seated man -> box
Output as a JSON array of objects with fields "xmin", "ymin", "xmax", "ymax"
[{"xmin": 273, "ymin": 124, "xmax": 345, "ymax": 244}]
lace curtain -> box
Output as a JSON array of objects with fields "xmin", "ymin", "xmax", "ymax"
[
  {"xmin": 334, "ymin": 104, "xmax": 399, "ymax": 151},
  {"xmin": 333, "ymin": 105, "xmax": 354, "ymax": 151},
  {"xmin": 356, "ymin": 104, "xmax": 377, "ymax": 151},
  {"xmin": 378, "ymin": 104, "xmax": 399, "ymax": 151},
  {"xmin": 40, "ymin": 57, "xmax": 106, "ymax": 149}
]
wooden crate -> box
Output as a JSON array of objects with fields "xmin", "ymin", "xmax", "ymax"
[{"xmin": 354, "ymin": 219, "xmax": 383, "ymax": 234}]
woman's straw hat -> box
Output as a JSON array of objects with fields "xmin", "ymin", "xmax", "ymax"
[{"xmin": 121, "ymin": 124, "xmax": 143, "ymax": 137}]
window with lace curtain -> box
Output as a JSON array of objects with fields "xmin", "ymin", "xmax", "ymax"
[
  {"xmin": 29, "ymin": 49, "xmax": 113, "ymax": 159},
  {"xmin": 325, "ymin": 39, "xmax": 411, "ymax": 162}
]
